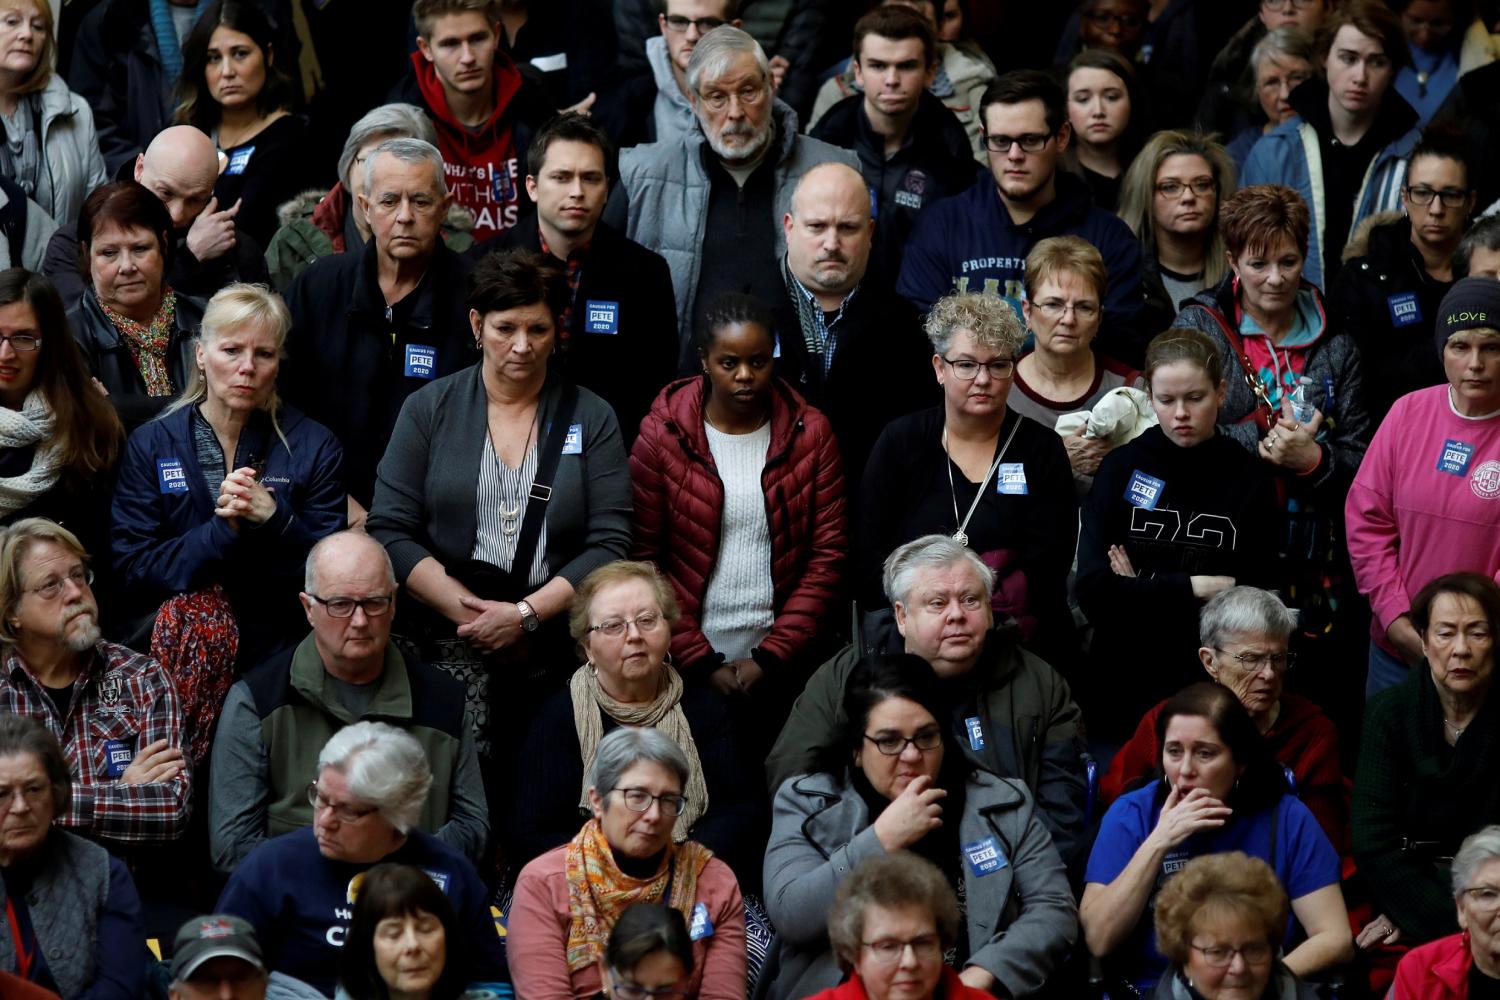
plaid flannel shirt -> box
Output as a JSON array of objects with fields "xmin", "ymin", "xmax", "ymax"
[{"xmin": 0, "ymin": 640, "xmax": 191, "ymax": 842}]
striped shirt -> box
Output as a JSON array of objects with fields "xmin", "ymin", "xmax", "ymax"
[{"xmin": 472, "ymin": 436, "xmax": 549, "ymax": 587}]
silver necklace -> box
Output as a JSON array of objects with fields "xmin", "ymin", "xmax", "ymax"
[
  {"xmin": 487, "ymin": 407, "xmax": 538, "ymax": 536},
  {"xmin": 943, "ymin": 419, "xmax": 1022, "ymax": 547},
  {"xmin": 1444, "ymin": 717, "xmax": 1467, "ymax": 739}
]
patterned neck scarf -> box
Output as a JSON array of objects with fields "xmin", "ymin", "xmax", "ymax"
[
  {"xmin": 564, "ymin": 818, "xmax": 712, "ymax": 972},
  {"xmin": 103, "ymin": 290, "xmax": 178, "ymax": 397}
]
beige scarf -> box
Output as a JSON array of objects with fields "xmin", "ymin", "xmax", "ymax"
[{"xmin": 569, "ymin": 662, "xmax": 709, "ymax": 842}]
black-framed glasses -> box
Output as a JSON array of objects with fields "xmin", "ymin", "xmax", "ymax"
[
  {"xmin": 609, "ymin": 971, "xmax": 691, "ymax": 1000},
  {"xmin": 861, "ymin": 934, "xmax": 944, "ymax": 963},
  {"xmin": 1083, "ymin": 9, "xmax": 1145, "ymax": 29},
  {"xmin": 1404, "ymin": 185, "xmax": 1472, "ymax": 208},
  {"xmin": 307, "ymin": 594, "xmax": 394, "ymax": 619},
  {"xmin": 863, "ymin": 727, "xmax": 943, "ymax": 756},
  {"xmin": 941, "ymin": 356, "xmax": 1015, "ymax": 380},
  {"xmin": 25, "ymin": 565, "xmax": 92, "ymax": 600},
  {"xmin": 1156, "ymin": 178, "xmax": 1217, "ymax": 199},
  {"xmin": 306, "ymin": 782, "xmax": 379, "ymax": 823},
  {"xmin": 589, "ymin": 612, "xmax": 664, "ymax": 637},
  {"xmin": 663, "ymin": 14, "xmax": 726, "ymax": 33},
  {"xmin": 0, "ymin": 334, "xmax": 40, "ymax": 352},
  {"xmin": 612, "ymin": 787, "xmax": 688, "ymax": 817},
  {"xmin": 981, "ymin": 132, "xmax": 1054, "ymax": 154},
  {"xmin": 1190, "ymin": 941, "xmax": 1275, "ymax": 967},
  {"xmin": 1215, "ymin": 648, "xmax": 1295, "ymax": 673}
]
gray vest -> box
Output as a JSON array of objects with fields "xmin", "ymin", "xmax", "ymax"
[{"xmin": 0, "ymin": 829, "xmax": 111, "ymax": 997}]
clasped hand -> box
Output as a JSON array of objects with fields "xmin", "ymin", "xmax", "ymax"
[{"xmin": 215, "ymin": 467, "xmax": 275, "ymax": 528}]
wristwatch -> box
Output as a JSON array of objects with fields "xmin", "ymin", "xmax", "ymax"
[{"xmin": 515, "ymin": 600, "xmax": 541, "ymax": 633}]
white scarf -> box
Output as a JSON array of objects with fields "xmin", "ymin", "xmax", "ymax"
[{"xmin": 0, "ymin": 390, "xmax": 63, "ymax": 515}]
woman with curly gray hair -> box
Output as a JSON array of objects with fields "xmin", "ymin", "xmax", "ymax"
[{"xmin": 855, "ymin": 291, "xmax": 1079, "ymax": 660}]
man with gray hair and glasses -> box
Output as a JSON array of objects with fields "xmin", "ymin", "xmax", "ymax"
[
  {"xmin": 605, "ymin": 25, "xmax": 856, "ymax": 365},
  {"xmin": 208, "ymin": 531, "xmax": 486, "ymax": 874},
  {"xmin": 766, "ymin": 533, "xmax": 1089, "ymax": 867},
  {"xmin": 282, "ymin": 138, "xmax": 476, "ymax": 524},
  {"xmin": 217, "ymin": 721, "xmax": 505, "ymax": 996},
  {"xmin": 1098, "ymin": 585, "xmax": 1347, "ymax": 852}
]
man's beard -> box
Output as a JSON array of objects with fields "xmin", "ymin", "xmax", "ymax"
[
  {"xmin": 705, "ymin": 120, "xmax": 773, "ymax": 165},
  {"xmin": 61, "ymin": 604, "xmax": 100, "ymax": 653}
]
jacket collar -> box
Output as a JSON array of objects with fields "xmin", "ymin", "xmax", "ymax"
[
  {"xmin": 652, "ymin": 374, "xmax": 811, "ymax": 465},
  {"xmin": 289, "ymin": 632, "xmax": 412, "ymax": 725},
  {"xmin": 349, "ymin": 239, "xmax": 439, "ymax": 327},
  {"xmin": 1287, "ymin": 77, "xmax": 1419, "ymax": 151}
]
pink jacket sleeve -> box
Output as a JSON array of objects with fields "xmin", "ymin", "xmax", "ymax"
[
  {"xmin": 1344, "ymin": 411, "xmax": 1409, "ymax": 631},
  {"xmin": 505, "ymin": 851, "xmax": 583, "ymax": 1000},
  {"xmin": 696, "ymin": 858, "xmax": 748, "ymax": 1000}
]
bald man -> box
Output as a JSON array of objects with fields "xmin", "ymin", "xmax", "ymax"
[
  {"xmin": 772, "ymin": 162, "xmax": 935, "ymax": 483},
  {"xmin": 41, "ymin": 126, "xmax": 271, "ymax": 309},
  {"xmin": 207, "ymin": 530, "xmax": 487, "ymax": 873}
]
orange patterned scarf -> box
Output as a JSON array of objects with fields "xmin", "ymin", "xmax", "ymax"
[{"xmin": 564, "ymin": 818, "xmax": 713, "ymax": 972}]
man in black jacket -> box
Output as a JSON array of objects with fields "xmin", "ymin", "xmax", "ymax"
[
  {"xmin": 484, "ymin": 113, "xmax": 677, "ymax": 444},
  {"xmin": 283, "ymin": 138, "xmax": 476, "ymax": 524},
  {"xmin": 773, "ymin": 162, "xmax": 935, "ymax": 487},
  {"xmin": 809, "ymin": 6, "xmax": 977, "ymax": 286}
]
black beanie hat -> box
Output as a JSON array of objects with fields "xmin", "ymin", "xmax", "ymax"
[{"xmin": 1436, "ymin": 277, "xmax": 1500, "ymax": 355}]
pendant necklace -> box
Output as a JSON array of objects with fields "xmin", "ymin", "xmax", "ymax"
[
  {"xmin": 943, "ymin": 418, "xmax": 1021, "ymax": 548},
  {"xmin": 489, "ymin": 406, "xmax": 538, "ymax": 537}
]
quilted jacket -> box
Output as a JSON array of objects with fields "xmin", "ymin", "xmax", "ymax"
[{"xmin": 629, "ymin": 376, "xmax": 847, "ymax": 671}]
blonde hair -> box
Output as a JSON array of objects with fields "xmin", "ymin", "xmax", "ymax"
[
  {"xmin": 0, "ymin": 1, "xmax": 54, "ymax": 97},
  {"xmin": 1117, "ymin": 130, "xmax": 1234, "ymax": 289},
  {"xmin": 568, "ymin": 560, "xmax": 682, "ymax": 642},
  {"xmin": 1154, "ymin": 852, "xmax": 1289, "ymax": 964},
  {"xmin": 0, "ymin": 519, "xmax": 88, "ymax": 647},
  {"xmin": 1023, "ymin": 236, "xmax": 1107, "ymax": 302},
  {"xmin": 924, "ymin": 292, "xmax": 1025, "ymax": 357}
]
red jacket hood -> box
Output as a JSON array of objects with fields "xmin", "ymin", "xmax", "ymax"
[{"xmin": 410, "ymin": 48, "xmax": 523, "ymax": 139}]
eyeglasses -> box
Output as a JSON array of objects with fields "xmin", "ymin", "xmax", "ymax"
[
  {"xmin": 699, "ymin": 84, "xmax": 767, "ymax": 113},
  {"xmin": 861, "ymin": 934, "xmax": 944, "ymax": 963},
  {"xmin": 1156, "ymin": 178, "xmax": 1218, "ymax": 199},
  {"xmin": 611, "ymin": 786, "xmax": 688, "ymax": 817},
  {"xmin": 863, "ymin": 727, "xmax": 943, "ymax": 756},
  {"xmin": 1404, "ymin": 185, "xmax": 1472, "ymax": 208},
  {"xmin": 306, "ymin": 782, "xmax": 379, "ymax": 824},
  {"xmin": 941, "ymin": 356, "xmax": 1015, "ymax": 380},
  {"xmin": 982, "ymin": 132, "xmax": 1054, "ymax": 154},
  {"xmin": 307, "ymin": 594, "xmax": 394, "ymax": 619},
  {"xmin": 0, "ymin": 781, "xmax": 50, "ymax": 810},
  {"xmin": 663, "ymin": 13, "xmax": 726, "ymax": 33},
  {"xmin": 25, "ymin": 565, "xmax": 92, "ymax": 600},
  {"xmin": 589, "ymin": 612, "xmax": 664, "ymax": 637},
  {"xmin": 1190, "ymin": 941, "xmax": 1275, "ymax": 967},
  {"xmin": 0, "ymin": 334, "xmax": 40, "ymax": 352},
  {"xmin": 1257, "ymin": 71, "xmax": 1311, "ymax": 96},
  {"xmin": 1033, "ymin": 298, "xmax": 1101, "ymax": 320},
  {"xmin": 1216, "ymin": 648, "xmax": 1296, "ymax": 673},
  {"xmin": 1083, "ymin": 10, "xmax": 1145, "ymax": 29},
  {"xmin": 1464, "ymin": 887, "xmax": 1500, "ymax": 913},
  {"xmin": 609, "ymin": 972, "xmax": 691, "ymax": 1000},
  {"xmin": 1260, "ymin": 0, "xmax": 1321, "ymax": 10}
]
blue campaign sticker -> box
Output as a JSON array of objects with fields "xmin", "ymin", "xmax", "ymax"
[
  {"xmin": 562, "ymin": 423, "xmax": 584, "ymax": 455},
  {"xmin": 157, "ymin": 458, "xmax": 189, "ymax": 495},
  {"xmin": 961, "ymin": 836, "xmax": 1009, "ymax": 877},
  {"xmin": 1125, "ymin": 470, "xmax": 1165, "ymax": 510},
  {"xmin": 404, "ymin": 344, "xmax": 437, "ymax": 380},
  {"xmin": 225, "ymin": 146, "xmax": 255, "ymax": 176},
  {"xmin": 584, "ymin": 300, "xmax": 620, "ymax": 335},
  {"xmin": 1438, "ymin": 439, "xmax": 1475, "ymax": 476},
  {"xmin": 103, "ymin": 739, "xmax": 134, "ymax": 778},
  {"xmin": 421, "ymin": 868, "xmax": 452, "ymax": 894},
  {"xmin": 996, "ymin": 462, "xmax": 1028, "ymax": 495},
  {"xmin": 965, "ymin": 715, "xmax": 986, "ymax": 751},
  {"xmin": 1387, "ymin": 292, "xmax": 1423, "ymax": 328},
  {"xmin": 689, "ymin": 901, "xmax": 715, "ymax": 941}
]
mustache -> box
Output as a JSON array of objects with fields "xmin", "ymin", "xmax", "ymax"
[{"xmin": 816, "ymin": 252, "xmax": 847, "ymax": 264}]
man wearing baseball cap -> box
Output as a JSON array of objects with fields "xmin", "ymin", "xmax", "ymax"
[{"xmin": 168, "ymin": 914, "xmax": 267, "ymax": 1000}]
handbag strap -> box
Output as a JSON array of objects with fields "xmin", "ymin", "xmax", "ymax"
[
  {"xmin": 510, "ymin": 382, "xmax": 580, "ymax": 581},
  {"xmin": 1202, "ymin": 303, "xmax": 1276, "ymax": 433}
]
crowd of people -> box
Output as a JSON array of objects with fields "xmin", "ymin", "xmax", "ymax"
[{"xmin": 0, "ymin": 0, "xmax": 1499, "ymax": 997}]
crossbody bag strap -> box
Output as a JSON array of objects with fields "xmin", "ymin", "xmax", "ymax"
[
  {"xmin": 510, "ymin": 382, "xmax": 580, "ymax": 578},
  {"xmin": 1204, "ymin": 304, "xmax": 1275, "ymax": 433}
]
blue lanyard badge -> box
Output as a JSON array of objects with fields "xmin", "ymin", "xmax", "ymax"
[
  {"xmin": 1438, "ymin": 440, "xmax": 1474, "ymax": 476},
  {"xmin": 964, "ymin": 716, "xmax": 986, "ymax": 751},
  {"xmin": 584, "ymin": 300, "xmax": 620, "ymax": 335},
  {"xmin": 562, "ymin": 424, "xmax": 584, "ymax": 455},
  {"xmin": 103, "ymin": 739, "xmax": 134, "ymax": 778},
  {"xmin": 404, "ymin": 344, "xmax": 437, "ymax": 379},
  {"xmin": 996, "ymin": 462, "xmax": 1028, "ymax": 495},
  {"xmin": 157, "ymin": 458, "xmax": 189, "ymax": 494},
  {"xmin": 1387, "ymin": 292, "xmax": 1423, "ymax": 328},
  {"xmin": 961, "ymin": 836, "xmax": 1009, "ymax": 877},
  {"xmin": 688, "ymin": 902, "xmax": 715, "ymax": 941},
  {"xmin": 1125, "ymin": 470, "xmax": 1165, "ymax": 510}
]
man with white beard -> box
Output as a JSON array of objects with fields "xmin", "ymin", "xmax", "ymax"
[
  {"xmin": 605, "ymin": 24, "xmax": 856, "ymax": 366},
  {"xmin": 0, "ymin": 518, "xmax": 190, "ymax": 845}
]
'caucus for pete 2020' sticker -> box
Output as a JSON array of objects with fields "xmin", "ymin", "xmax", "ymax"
[
  {"xmin": 1126, "ymin": 470, "xmax": 1165, "ymax": 510},
  {"xmin": 961, "ymin": 837, "xmax": 1009, "ymax": 877},
  {"xmin": 585, "ymin": 301, "xmax": 620, "ymax": 335},
  {"xmin": 1438, "ymin": 440, "xmax": 1474, "ymax": 476}
]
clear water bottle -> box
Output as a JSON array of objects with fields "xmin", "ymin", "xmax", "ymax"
[{"xmin": 1290, "ymin": 375, "xmax": 1316, "ymax": 424}]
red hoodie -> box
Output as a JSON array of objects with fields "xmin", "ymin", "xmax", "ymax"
[{"xmin": 411, "ymin": 50, "xmax": 524, "ymax": 242}]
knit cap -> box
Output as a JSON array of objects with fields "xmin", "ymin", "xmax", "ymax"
[{"xmin": 1436, "ymin": 277, "xmax": 1500, "ymax": 354}]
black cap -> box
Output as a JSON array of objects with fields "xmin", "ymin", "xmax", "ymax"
[
  {"xmin": 1436, "ymin": 276, "xmax": 1500, "ymax": 355},
  {"xmin": 169, "ymin": 914, "xmax": 264, "ymax": 980}
]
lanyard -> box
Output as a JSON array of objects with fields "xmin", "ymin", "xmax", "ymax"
[{"xmin": 6, "ymin": 896, "xmax": 33, "ymax": 981}]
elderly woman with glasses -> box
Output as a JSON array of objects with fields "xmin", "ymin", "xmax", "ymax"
[
  {"xmin": 762, "ymin": 654, "xmax": 1076, "ymax": 1000},
  {"xmin": 0, "ymin": 714, "xmax": 145, "ymax": 996},
  {"xmin": 509, "ymin": 560, "xmax": 757, "ymax": 877},
  {"xmin": 508, "ymin": 727, "xmax": 747, "ymax": 1000},
  {"xmin": 1101, "ymin": 586, "xmax": 1348, "ymax": 852},
  {"xmin": 1391, "ymin": 824, "xmax": 1500, "ymax": 997},
  {"xmin": 857, "ymin": 291, "xmax": 1077, "ymax": 661}
]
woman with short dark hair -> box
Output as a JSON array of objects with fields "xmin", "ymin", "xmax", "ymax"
[{"xmin": 602, "ymin": 904, "xmax": 695, "ymax": 1000}]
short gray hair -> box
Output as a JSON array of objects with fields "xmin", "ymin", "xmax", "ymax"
[
  {"xmin": 1199, "ymin": 587, "xmax": 1299, "ymax": 648},
  {"xmin": 590, "ymin": 728, "xmax": 690, "ymax": 796},
  {"xmin": 827, "ymin": 853, "xmax": 960, "ymax": 968},
  {"xmin": 685, "ymin": 25, "xmax": 771, "ymax": 98},
  {"xmin": 882, "ymin": 534, "xmax": 996, "ymax": 607},
  {"xmin": 362, "ymin": 137, "xmax": 447, "ymax": 196},
  {"xmin": 1249, "ymin": 26, "xmax": 1317, "ymax": 77},
  {"xmin": 317, "ymin": 722, "xmax": 432, "ymax": 834},
  {"xmin": 1453, "ymin": 825, "xmax": 1500, "ymax": 895},
  {"xmin": 339, "ymin": 104, "xmax": 438, "ymax": 189},
  {"xmin": 305, "ymin": 531, "xmax": 397, "ymax": 594},
  {"xmin": 924, "ymin": 292, "xmax": 1026, "ymax": 358}
]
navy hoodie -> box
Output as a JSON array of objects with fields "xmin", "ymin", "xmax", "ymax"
[{"xmin": 897, "ymin": 170, "xmax": 1147, "ymax": 364}]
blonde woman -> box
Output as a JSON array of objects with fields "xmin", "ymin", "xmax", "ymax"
[{"xmin": 111, "ymin": 282, "xmax": 345, "ymax": 763}]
